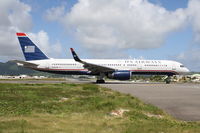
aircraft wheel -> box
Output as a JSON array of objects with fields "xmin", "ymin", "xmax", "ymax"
[
  {"xmin": 96, "ymin": 80, "xmax": 105, "ymax": 84},
  {"xmin": 165, "ymin": 77, "xmax": 171, "ymax": 84},
  {"xmin": 166, "ymin": 80, "xmax": 171, "ymax": 84}
]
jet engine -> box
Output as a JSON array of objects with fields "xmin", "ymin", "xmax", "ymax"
[{"xmin": 107, "ymin": 71, "xmax": 132, "ymax": 80}]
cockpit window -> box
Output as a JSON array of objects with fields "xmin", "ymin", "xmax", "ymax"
[{"xmin": 180, "ymin": 65, "xmax": 184, "ymax": 68}]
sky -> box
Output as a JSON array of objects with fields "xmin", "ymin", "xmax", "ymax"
[{"xmin": 0, "ymin": 0, "xmax": 200, "ymax": 71}]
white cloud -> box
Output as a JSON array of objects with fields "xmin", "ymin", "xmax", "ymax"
[
  {"xmin": 45, "ymin": 5, "xmax": 65, "ymax": 21},
  {"xmin": 28, "ymin": 31, "xmax": 62, "ymax": 58},
  {"xmin": 175, "ymin": 48, "xmax": 200, "ymax": 71},
  {"xmin": 0, "ymin": 0, "xmax": 32, "ymax": 31},
  {"xmin": 187, "ymin": 0, "xmax": 200, "ymax": 43},
  {"xmin": 28, "ymin": 31, "xmax": 52, "ymax": 55},
  {"xmin": 0, "ymin": 0, "xmax": 63, "ymax": 61},
  {"xmin": 44, "ymin": 0, "xmax": 200, "ymax": 68},
  {"xmin": 60, "ymin": 0, "xmax": 187, "ymax": 54},
  {"xmin": 0, "ymin": 0, "xmax": 32, "ymax": 60},
  {"xmin": 174, "ymin": 0, "xmax": 200, "ymax": 71}
]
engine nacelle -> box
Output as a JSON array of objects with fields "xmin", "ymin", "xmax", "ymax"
[{"xmin": 107, "ymin": 71, "xmax": 132, "ymax": 80}]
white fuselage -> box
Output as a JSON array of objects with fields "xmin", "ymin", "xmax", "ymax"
[{"xmin": 27, "ymin": 59, "xmax": 189, "ymax": 76}]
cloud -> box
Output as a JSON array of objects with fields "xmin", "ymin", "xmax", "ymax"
[
  {"xmin": 45, "ymin": 5, "xmax": 65, "ymax": 21},
  {"xmin": 175, "ymin": 47, "xmax": 200, "ymax": 71},
  {"xmin": 0, "ymin": 0, "xmax": 63, "ymax": 61},
  {"xmin": 0, "ymin": 0, "xmax": 32, "ymax": 31},
  {"xmin": 187, "ymin": 0, "xmax": 200, "ymax": 43},
  {"xmin": 174, "ymin": 0, "xmax": 200, "ymax": 71},
  {"xmin": 58, "ymin": 0, "xmax": 187, "ymax": 55},
  {"xmin": 28, "ymin": 31, "xmax": 62, "ymax": 58},
  {"xmin": 0, "ymin": 0, "xmax": 32, "ymax": 60},
  {"xmin": 44, "ymin": 0, "xmax": 200, "ymax": 67}
]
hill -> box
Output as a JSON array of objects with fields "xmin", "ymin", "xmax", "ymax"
[
  {"xmin": 0, "ymin": 61, "xmax": 61, "ymax": 77},
  {"xmin": 0, "ymin": 61, "xmax": 38, "ymax": 75}
]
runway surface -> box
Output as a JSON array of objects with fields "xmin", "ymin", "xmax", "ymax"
[
  {"xmin": 0, "ymin": 79, "xmax": 200, "ymax": 121},
  {"xmin": 101, "ymin": 83, "xmax": 200, "ymax": 121}
]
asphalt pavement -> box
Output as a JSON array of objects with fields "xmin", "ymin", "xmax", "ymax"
[{"xmin": 101, "ymin": 83, "xmax": 200, "ymax": 121}]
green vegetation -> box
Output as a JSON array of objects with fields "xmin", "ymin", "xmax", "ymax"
[
  {"xmin": 0, "ymin": 61, "xmax": 38, "ymax": 75},
  {"xmin": 132, "ymin": 75, "xmax": 165, "ymax": 82},
  {"xmin": 0, "ymin": 61, "xmax": 70, "ymax": 77},
  {"xmin": 0, "ymin": 83, "xmax": 200, "ymax": 133}
]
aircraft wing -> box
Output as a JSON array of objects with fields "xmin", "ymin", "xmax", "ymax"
[
  {"xmin": 11, "ymin": 60, "xmax": 38, "ymax": 68},
  {"xmin": 70, "ymin": 48, "xmax": 115, "ymax": 74}
]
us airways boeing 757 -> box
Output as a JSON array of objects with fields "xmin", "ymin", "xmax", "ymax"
[{"xmin": 13, "ymin": 33, "xmax": 189, "ymax": 83}]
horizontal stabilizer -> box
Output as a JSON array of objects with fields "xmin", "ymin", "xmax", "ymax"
[{"xmin": 11, "ymin": 60, "xmax": 38, "ymax": 68}]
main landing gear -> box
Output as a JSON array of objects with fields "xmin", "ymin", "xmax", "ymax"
[
  {"xmin": 96, "ymin": 79, "xmax": 105, "ymax": 83},
  {"xmin": 165, "ymin": 76, "xmax": 171, "ymax": 84},
  {"xmin": 96, "ymin": 73, "xmax": 105, "ymax": 84}
]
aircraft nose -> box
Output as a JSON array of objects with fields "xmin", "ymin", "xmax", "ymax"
[
  {"xmin": 180, "ymin": 67, "xmax": 190, "ymax": 75},
  {"xmin": 183, "ymin": 68, "xmax": 190, "ymax": 74}
]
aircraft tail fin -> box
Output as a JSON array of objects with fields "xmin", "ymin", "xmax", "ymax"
[{"xmin": 16, "ymin": 33, "xmax": 48, "ymax": 61}]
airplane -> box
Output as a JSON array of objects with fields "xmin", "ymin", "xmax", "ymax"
[{"xmin": 13, "ymin": 33, "xmax": 190, "ymax": 84}]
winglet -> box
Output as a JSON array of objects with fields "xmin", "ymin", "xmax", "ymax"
[
  {"xmin": 70, "ymin": 48, "xmax": 74, "ymax": 52},
  {"xmin": 70, "ymin": 48, "xmax": 82, "ymax": 62}
]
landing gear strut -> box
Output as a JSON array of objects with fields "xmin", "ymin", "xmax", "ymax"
[
  {"xmin": 96, "ymin": 73, "xmax": 105, "ymax": 84},
  {"xmin": 165, "ymin": 76, "xmax": 171, "ymax": 84}
]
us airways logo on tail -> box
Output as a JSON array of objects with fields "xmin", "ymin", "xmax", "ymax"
[{"xmin": 24, "ymin": 46, "xmax": 35, "ymax": 53}]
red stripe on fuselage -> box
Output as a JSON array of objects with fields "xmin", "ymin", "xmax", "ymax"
[
  {"xmin": 34, "ymin": 68, "xmax": 179, "ymax": 74},
  {"xmin": 36, "ymin": 68, "xmax": 88, "ymax": 71}
]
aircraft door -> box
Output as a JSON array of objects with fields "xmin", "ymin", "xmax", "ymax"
[
  {"xmin": 137, "ymin": 64, "xmax": 142, "ymax": 70},
  {"xmin": 172, "ymin": 64, "xmax": 176, "ymax": 70},
  {"xmin": 44, "ymin": 61, "xmax": 50, "ymax": 69}
]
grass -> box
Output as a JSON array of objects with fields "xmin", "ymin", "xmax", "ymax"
[
  {"xmin": 0, "ymin": 83, "xmax": 200, "ymax": 133},
  {"xmin": 0, "ymin": 78, "xmax": 67, "ymax": 81}
]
